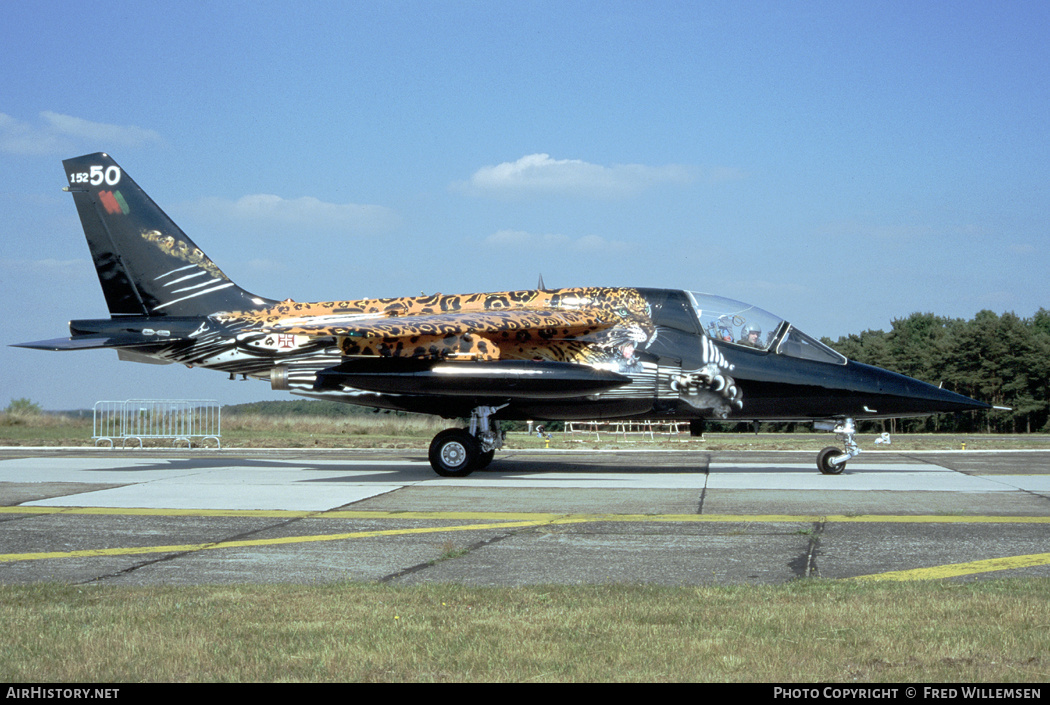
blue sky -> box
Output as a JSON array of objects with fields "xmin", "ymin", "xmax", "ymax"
[{"xmin": 2, "ymin": 0, "xmax": 1048, "ymax": 410}]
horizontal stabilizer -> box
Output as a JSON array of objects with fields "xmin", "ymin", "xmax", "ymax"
[
  {"xmin": 314, "ymin": 359, "xmax": 632, "ymax": 399},
  {"xmin": 12, "ymin": 334, "xmax": 188, "ymax": 351}
]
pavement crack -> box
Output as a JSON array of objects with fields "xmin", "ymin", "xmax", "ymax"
[
  {"xmin": 79, "ymin": 511, "xmax": 329, "ymax": 585},
  {"xmin": 379, "ymin": 532, "xmax": 515, "ymax": 583},
  {"xmin": 696, "ymin": 453, "xmax": 711, "ymax": 514},
  {"xmin": 789, "ymin": 517, "xmax": 826, "ymax": 579},
  {"xmin": 77, "ymin": 549, "xmax": 189, "ymax": 585}
]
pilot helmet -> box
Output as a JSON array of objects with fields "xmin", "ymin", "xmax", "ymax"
[{"xmin": 742, "ymin": 323, "xmax": 762, "ymax": 339}]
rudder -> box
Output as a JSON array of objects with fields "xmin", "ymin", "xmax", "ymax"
[{"xmin": 62, "ymin": 153, "xmax": 272, "ymax": 317}]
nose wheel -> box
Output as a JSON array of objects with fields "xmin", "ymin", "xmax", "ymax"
[
  {"xmin": 813, "ymin": 418, "xmax": 859, "ymax": 474},
  {"xmin": 817, "ymin": 446, "xmax": 847, "ymax": 475}
]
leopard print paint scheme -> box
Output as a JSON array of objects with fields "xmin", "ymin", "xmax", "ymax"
[
  {"xmin": 141, "ymin": 230, "xmax": 229, "ymax": 281},
  {"xmin": 216, "ymin": 287, "xmax": 655, "ymax": 363},
  {"xmin": 341, "ymin": 332, "xmax": 502, "ymax": 360}
]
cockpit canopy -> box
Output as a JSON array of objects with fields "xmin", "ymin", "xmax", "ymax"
[{"xmin": 685, "ymin": 292, "xmax": 846, "ymax": 365}]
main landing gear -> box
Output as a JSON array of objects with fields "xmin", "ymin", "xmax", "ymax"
[
  {"xmin": 813, "ymin": 417, "xmax": 860, "ymax": 475},
  {"xmin": 428, "ymin": 405, "xmax": 505, "ymax": 477}
]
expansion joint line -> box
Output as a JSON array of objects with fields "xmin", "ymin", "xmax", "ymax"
[
  {"xmin": 696, "ymin": 455, "xmax": 712, "ymax": 515},
  {"xmin": 75, "ymin": 509, "xmax": 341, "ymax": 585},
  {"xmin": 802, "ymin": 516, "xmax": 827, "ymax": 578},
  {"xmin": 380, "ymin": 533, "xmax": 515, "ymax": 583},
  {"xmin": 378, "ymin": 514, "xmax": 580, "ymax": 583}
]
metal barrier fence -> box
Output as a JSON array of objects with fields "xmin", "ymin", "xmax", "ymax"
[
  {"xmin": 565, "ymin": 420, "xmax": 686, "ymax": 442},
  {"xmin": 93, "ymin": 400, "xmax": 221, "ymax": 448}
]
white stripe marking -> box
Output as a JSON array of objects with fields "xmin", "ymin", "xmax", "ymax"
[
  {"xmin": 172, "ymin": 278, "xmax": 223, "ymax": 293},
  {"xmin": 154, "ymin": 282, "xmax": 236, "ymax": 310},
  {"xmin": 155, "ymin": 265, "xmax": 199, "ymax": 280},
  {"xmin": 164, "ymin": 270, "xmax": 210, "ymax": 286}
]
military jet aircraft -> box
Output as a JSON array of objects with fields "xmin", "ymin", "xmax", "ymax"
[{"xmin": 16, "ymin": 153, "xmax": 990, "ymax": 476}]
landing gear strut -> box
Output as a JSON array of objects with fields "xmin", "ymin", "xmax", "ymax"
[
  {"xmin": 813, "ymin": 417, "xmax": 859, "ymax": 475},
  {"xmin": 428, "ymin": 405, "xmax": 505, "ymax": 477}
]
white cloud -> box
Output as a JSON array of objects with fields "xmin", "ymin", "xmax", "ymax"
[
  {"xmin": 41, "ymin": 111, "xmax": 160, "ymax": 147},
  {"xmin": 0, "ymin": 257, "xmax": 90, "ymax": 275},
  {"xmin": 191, "ymin": 194, "xmax": 401, "ymax": 234},
  {"xmin": 456, "ymin": 153, "xmax": 692, "ymax": 198},
  {"xmin": 485, "ymin": 229, "xmax": 629, "ymax": 253},
  {"xmin": 0, "ymin": 111, "xmax": 162, "ymax": 155}
]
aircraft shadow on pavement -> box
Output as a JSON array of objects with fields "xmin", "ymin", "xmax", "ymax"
[
  {"xmin": 59, "ymin": 453, "xmax": 902, "ymax": 481},
  {"xmin": 296, "ymin": 457, "xmax": 716, "ymax": 482}
]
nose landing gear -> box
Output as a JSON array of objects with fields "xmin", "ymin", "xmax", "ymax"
[{"xmin": 813, "ymin": 417, "xmax": 859, "ymax": 475}]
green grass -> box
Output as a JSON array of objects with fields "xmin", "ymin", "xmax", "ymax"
[
  {"xmin": 0, "ymin": 580, "xmax": 1047, "ymax": 682},
  {"xmin": 0, "ymin": 412, "xmax": 449, "ymax": 449},
  {"xmin": 2, "ymin": 412, "xmax": 1048, "ymax": 450}
]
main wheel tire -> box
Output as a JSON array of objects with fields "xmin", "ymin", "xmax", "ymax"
[
  {"xmin": 429, "ymin": 429, "xmax": 480, "ymax": 477},
  {"xmin": 817, "ymin": 446, "xmax": 846, "ymax": 475},
  {"xmin": 475, "ymin": 449, "xmax": 495, "ymax": 470}
]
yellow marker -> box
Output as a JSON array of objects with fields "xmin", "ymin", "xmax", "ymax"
[
  {"xmin": 0, "ymin": 517, "xmax": 589, "ymax": 564},
  {"xmin": 2, "ymin": 508, "xmax": 1048, "ymax": 578},
  {"xmin": 853, "ymin": 552, "xmax": 1050, "ymax": 581}
]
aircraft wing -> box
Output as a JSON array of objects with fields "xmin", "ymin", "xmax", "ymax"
[
  {"xmin": 261, "ymin": 307, "xmax": 631, "ymax": 398},
  {"xmin": 263, "ymin": 308, "xmax": 614, "ymax": 340}
]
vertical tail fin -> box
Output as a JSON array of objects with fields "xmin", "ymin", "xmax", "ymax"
[{"xmin": 62, "ymin": 153, "xmax": 273, "ymax": 317}]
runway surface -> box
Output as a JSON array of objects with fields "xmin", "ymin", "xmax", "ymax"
[{"xmin": 0, "ymin": 447, "xmax": 1048, "ymax": 586}]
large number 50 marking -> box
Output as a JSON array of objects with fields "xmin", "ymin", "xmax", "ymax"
[{"xmin": 88, "ymin": 165, "xmax": 121, "ymax": 186}]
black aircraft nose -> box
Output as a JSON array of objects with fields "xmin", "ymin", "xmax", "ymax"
[{"xmin": 848, "ymin": 361, "xmax": 991, "ymax": 417}]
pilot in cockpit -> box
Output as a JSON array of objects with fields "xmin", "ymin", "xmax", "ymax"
[{"xmin": 739, "ymin": 323, "xmax": 763, "ymax": 348}]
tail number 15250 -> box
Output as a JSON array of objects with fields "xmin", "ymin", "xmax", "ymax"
[{"xmin": 70, "ymin": 165, "xmax": 122, "ymax": 186}]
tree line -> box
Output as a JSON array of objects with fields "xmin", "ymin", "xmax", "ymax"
[{"xmin": 822, "ymin": 309, "xmax": 1050, "ymax": 433}]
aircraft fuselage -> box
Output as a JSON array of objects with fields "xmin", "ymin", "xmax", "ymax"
[{"xmin": 58, "ymin": 285, "xmax": 982, "ymax": 427}]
